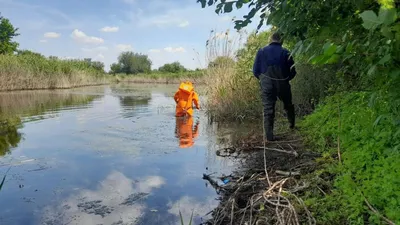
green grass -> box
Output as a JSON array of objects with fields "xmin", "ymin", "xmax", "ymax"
[
  {"xmin": 299, "ymin": 92, "xmax": 400, "ymax": 224},
  {"xmin": 0, "ymin": 54, "xmax": 114, "ymax": 91},
  {"xmin": 115, "ymin": 71, "xmax": 205, "ymax": 84}
]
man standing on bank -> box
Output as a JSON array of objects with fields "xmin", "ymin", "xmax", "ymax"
[{"xmin": 252, "ymin": 32, "xmax": 297, "ymax": 142}]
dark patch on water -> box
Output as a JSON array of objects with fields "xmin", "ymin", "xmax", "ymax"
[
  {"xmin": 77, "ymin": 200, "xmax": 114, "ymax": 217},
  {"xmin": 120, "ymin": 192, "xmax": 149, "ymax": 206}
]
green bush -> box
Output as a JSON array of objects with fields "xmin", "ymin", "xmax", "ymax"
[{"xmin": 301, "ymin": 92, "xmax": 400, "ymax": 224}]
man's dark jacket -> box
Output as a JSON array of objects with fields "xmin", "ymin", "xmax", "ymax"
[{"xmin": 252, "ymin": 42, "xmax": 296, "ymax": 80}]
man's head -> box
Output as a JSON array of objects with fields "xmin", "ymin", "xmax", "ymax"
[{"xmin": 270, "ymin": 32, "xmax": 283, "ymax": 44}]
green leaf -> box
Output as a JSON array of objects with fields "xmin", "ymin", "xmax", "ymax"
[
  {"xmin": 367, "ymin": 65, "xmax": 377, "ymax": 76},
  {"xmin": 322, "ymin": 42, "xmax": 331, "ymax": 51},
  {"xmin": 378, "ymin": 54, "xmax": 391, "ymax": 65},
  {"xmin": 373, "ymin": 115, "xmax": 384, "ymax": 127},
  {"xmin": 236, "ymin": 1, "xmax": 243, "ymax": 9},
  {"xmin": 260, "ymin": 204, "xmax": 265, "ymax": 211},
  {"xmin": 307, "ymin": 54, "xmax": 317, "ymax": 63},
  {"xmin": 342, "ymin": 33, "xmax": 348, "ymax": 42},
  {"xmin": 378, "ymin": 8, "xmax": 397, "ymax": 25},
  {"xmin": 324, "ymin": 44, "xmax": 337, "ymax": 56},
  {"xmin": 359, "ymin": 10, "xmax": 382, "ymax": 30},
  {"xmin": 224, "ymin": 2, "xmax": 234, "ymax": 13},
  {"xmin": 215, "ymin": 3, "xmax": 223, "ymax": 14},
  {"xmin": 305, "ymin": 41, "xmax": 314, "ymax": 53},
  {"xmin": 311, "ymin": 54, "xmax": 328, "ymax": 64},
  {"xmin": 198, "ymin": 0, "xmax": 206, "ymax": 8},
  {"xmin": 0, "ymin": 175, "xmax": 5, "ymax": 191},
  {"xmin": 380, "ymin": 26, "xmax": 394, "ymax": 39},
  {"xmin": 390, "ymin": 69, "xmax": 400, "ymax": 78},
  {"xmin": 207, "ymin": 0, "xmax": 214, "ymax": 6},
  {"xmin": 345, "ymin": 43, "xmax": 353, "ymax": 54},
  {"xmin": 327, "ymin": 54, "xmax": 340, "ymax": 64}
]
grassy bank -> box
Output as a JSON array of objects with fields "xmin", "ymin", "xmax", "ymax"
[
  {"xmin": 0, "ymin": 54, "xmax": 114, "ymax": 91},
  {"xmin": 299, "ymin": 92, "xmax": 400, "ymax": 224},
  {"xmin": 204, "ymin": 26, "xmax": 399, "ymax": 224},
  {"xmin": 115, "ymin": 70, "xmax": 205, "ymax": 84}
]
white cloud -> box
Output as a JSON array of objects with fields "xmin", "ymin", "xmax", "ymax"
[
  {"xmin": 95, "ymin": 53, "xmax": 105, "ymax": 61},
  {"xmin": 71, "ymin": 29, "xmax": 104, "ymax": 45},
  {"xmin": 81, "ymin": 46, "xmax": 109, "ymax": 52},
  {"xmin": 39, "ymin": 39, "xmax": 48, "ymax": 43},
  {"xmin": 168, "ymin": 196, "xmax": 218, "ymax": 225},
  {"xmin": 164, "ymin": 47, "xmax": 186, "ymax": 53},
  {"xmin": 148, "ymin": 49, "xmax": 161, "ymax": 53},
  {"xmin": 100, "ymin": 26, "xmax": 119, "ymax": 32},
  {"xmin": 116, "ymin": 44, "xmax": 133, "ymax": 51},
  {"xmin": 44, "ymin": 32, "xmax": 61, "ymax": 38},
  {"xmin": 41, "ymin": 171, "xmax": 165, "ymax": 225},
  {"xmin": 134, "ymin": 11, "xmax": 190, "ymax": 28},
  {"xmin": 60, "ymin": 56, "xmax": 79, "ymax": 60},
  {"xmin": 178, "ymin": 21, "xmax": 189, "ymax": 27}
]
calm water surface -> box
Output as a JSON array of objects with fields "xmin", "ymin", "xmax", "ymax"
[{"xmin": 0, "ymin": 84, "xmax": 243, "ymax": 225}]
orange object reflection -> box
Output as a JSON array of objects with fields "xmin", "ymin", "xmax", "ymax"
[{"xmin": 175, "ymin": 116, "xmax": 200, "ymax": 148}]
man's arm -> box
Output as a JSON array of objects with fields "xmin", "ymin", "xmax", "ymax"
[
  {"xmin": 174, "ymin": 91, "xmax": 179, "ymax": 103},
  {"xmin": 193, "ymin": 92, "xmax": 200, "ymax": 109},
  {"xmin": 252, "ymin": 49, "xmax": 263, "ymax": 79}
]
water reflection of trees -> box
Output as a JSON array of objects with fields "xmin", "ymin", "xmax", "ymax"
[
  {"xmin": 0, "ymin": 91, "xmax": 98, "ymax": 157},
  {"xmin": 119, "ymin": 96, "xmax": 150, "ymax": 108},
  {"xmin": 0, "ymin": 116, "xmax": 22, "ymax": 156}
]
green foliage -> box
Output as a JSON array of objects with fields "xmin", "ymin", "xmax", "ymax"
[
  {"xmin": 112, "ymin": 51, "xmax": 152, "ymax": 75},
  {"xmin": 301, "ymin": 92, "xmax": 400, "ymax": 224},
  {"xmin": 17, "ymin": 49, "xmax": 45, "ymax": 58},
  {"xmin": 198, "ymin": 0, "xmax": 400, "ymax": 94},
  {"xmin": 0, "ymin": 14, "xmax": 19, "ymax": 54},
  {"xmin": 82, "ymin": 58, "xmax": 105, "ymax": 73},
  {"xmin": 158, "ymin": 61, "xmax": 187, "ymax": 73},
  {"xmin": 0, "ymin": 53, "xmax": 111, "ymax": 90},
  {"xmin": 0, "ymin": 116, "xmax": 22, "ymax": 156},
  {"xmin": 110, "ymin": 63, "xmax": 122, "ymax": 75},
  {"xmin": 115, "ymin": 70, "xmax": 204, "ymax": 83}
]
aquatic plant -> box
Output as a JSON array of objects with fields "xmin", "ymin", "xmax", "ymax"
[{"xmin": 179, "ymin": 210, "xmax": 193, "ymax": 225}]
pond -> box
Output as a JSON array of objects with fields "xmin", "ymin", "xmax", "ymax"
[{"xmin": 0, "ymin": 83, "xmax": 250, "ymax": 225}]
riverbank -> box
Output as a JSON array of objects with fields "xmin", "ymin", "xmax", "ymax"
[
  {"xmin": 115, "ymin": 71, "xmax": 206, "ymax": 84},
  {"xmin": 202, "ymin": 118, "xmax": 322, "ymax": 225},
  {"xmin": 0, "ymin": 54, "xmax": 113, "ymax": 91},
  {"xmin": 202, "ymin": 29, "xmax": 399, "ymax": 223}
]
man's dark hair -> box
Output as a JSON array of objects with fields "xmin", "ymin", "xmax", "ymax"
[{"xmin": 270, "ymin": 32, "xmax": 283, "ymax": 43}]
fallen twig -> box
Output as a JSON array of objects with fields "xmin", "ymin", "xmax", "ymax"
[
  {"xmin": 275, "ymin": 170, "xmax": 301, "ymax": 176},
  {"xmin": 364, "ymin": 197, "xmax": 395, "ymax": 225},
  {"xmin": 254, "ymin": 146, "xmax": 299, "ymax": 157}
]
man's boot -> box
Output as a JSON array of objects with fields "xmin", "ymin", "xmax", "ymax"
[
  {"xmin": 287, "ymin": 104, "xmax": 295, "ymax": 129},
  {"xmin": 265, "ymin": 118, "xmax": 275, "ymax": 141}
]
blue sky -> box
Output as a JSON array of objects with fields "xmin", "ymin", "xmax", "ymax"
[{"xmin": 1, "ymin": 0, "xmax": 266, "ymax": 71}]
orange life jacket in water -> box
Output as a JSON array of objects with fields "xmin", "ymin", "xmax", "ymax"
[
  {"xmin": 175, "ymin": 116, "xmax": 199, "ymax": 148},
  {"xmin": 174, "ymin": 81, "xmax": 200, "ymax": 117}
]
